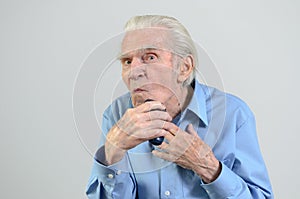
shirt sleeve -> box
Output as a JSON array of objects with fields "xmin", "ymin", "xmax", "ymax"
[
  {"xmin": 201, "ymin": 115, "xmax": 273, "ymax": 199},
  {"xmin": 86, "ymin": 105, "xmax": 137, "ymax": 199},
  {"xmin": 86, "ymin": 146, "xmax": 137, "ymax": 199}
]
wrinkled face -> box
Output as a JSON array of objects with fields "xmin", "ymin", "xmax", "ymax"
[{"xmin": 120, "ymin": 28, "xmax": 182, "ymax": 107}]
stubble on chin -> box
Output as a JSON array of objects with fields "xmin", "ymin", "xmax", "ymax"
[{"xmin": 131, "ymin": 94, "xmax": 146, "ymax": 107}]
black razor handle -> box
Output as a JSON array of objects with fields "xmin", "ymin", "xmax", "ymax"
[
  {"xmin": 144, "ymin": 99, "xmax": 165, "ymax": 145},
  {"xmin": 149, "ymin": 136, "xmax": 164, "ymax": 145}
]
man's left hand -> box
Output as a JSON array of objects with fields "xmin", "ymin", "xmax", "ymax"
[{"xmin": 152, "ymin": 123, "xmax": 221, "ymax": 183}]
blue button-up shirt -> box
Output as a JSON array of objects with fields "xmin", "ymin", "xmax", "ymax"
[{"xmin": 86, "ymin": 81, "xmax": 273, "ymax": 199}]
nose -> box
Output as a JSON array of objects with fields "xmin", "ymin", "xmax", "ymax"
[
  {"xmin": 128, "ymin": 57, "xmax": 146, "ymax": 80},
  {"xmin": 130, "ymin": 56, "xmax": 142, "ymax": 68}
]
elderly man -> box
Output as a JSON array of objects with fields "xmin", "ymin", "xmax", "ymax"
[{"xmin": 86, "ymin": 15, "xmax": 273, "ymax": 199}]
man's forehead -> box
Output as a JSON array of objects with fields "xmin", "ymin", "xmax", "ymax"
[
  {"xmin": 121, "ymin": 28, "xmax": 172, "ymax": 53},
  {"xmin": 119, "ymin": 46, "xmax": 168, "ymax": 58}
]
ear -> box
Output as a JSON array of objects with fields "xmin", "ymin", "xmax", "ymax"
[{"xmin": 177, "ymin": 55, "xmax": 194, "ymax": 83}]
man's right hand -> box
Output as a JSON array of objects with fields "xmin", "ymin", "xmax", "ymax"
[{"xmin": 104, "ymin": 100, "xmax": 172, "ymax": 165}]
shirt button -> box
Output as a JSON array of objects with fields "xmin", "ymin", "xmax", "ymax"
[
  {"xmin": 107, "ymin": 174, "xmax": 114, "ymax": 179},
  {"xmin": 116, "ymin": 170, "xmax": 122, "ymax": 175},
  {"xmin": 164, "ymin": 190, "xmax": 170, "ymax": 196}
]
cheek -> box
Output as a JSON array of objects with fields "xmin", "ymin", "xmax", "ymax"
[
  {"xmin": 148, "ymin": 66, "xmax": 178, "ymax": 84},
  {"xmin": 122, "ymin": 72, "xmax": 130, "ymax": 88}
]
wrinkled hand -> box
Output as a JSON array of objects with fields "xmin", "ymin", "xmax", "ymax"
[
  {"xmin": 152, "ymin": 123, "xmax": 221, "ymax": 183},
  {"xmin": 104, "ymin": 101, "xmax": 172, "ymax": 165}
]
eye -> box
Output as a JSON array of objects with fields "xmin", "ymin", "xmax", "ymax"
[
  {"xmin": 124, "ymin": 60, "xmax": 132, "ymax": 65},
  {"xmin": 143, "ymin": 53, "xmax": 158, "ymax": 63},
  {"xmin": 121, "ymin": 59, "xmax": 132, "ymax": 66}
]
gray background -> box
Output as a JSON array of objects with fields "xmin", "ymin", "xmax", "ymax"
[{"xmin": 1, "ymin": 0, "xmax": 299, "ymax": 198}]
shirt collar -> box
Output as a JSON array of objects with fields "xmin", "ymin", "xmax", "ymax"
[{"xmin": 183, "ymin": 80, "xmax": 208, "ymax": 127}]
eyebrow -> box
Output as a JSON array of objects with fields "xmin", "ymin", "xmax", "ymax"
[{"xmin": 118, "ymin": 46, "xmax": 160, "ymax": 60}]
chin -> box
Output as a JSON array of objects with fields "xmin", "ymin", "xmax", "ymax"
[{"xmin": 131, "ymin": 94, "xmax": 146, "ymax": 107}]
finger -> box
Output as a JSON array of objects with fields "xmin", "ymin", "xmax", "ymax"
[
  {"xmin": 137, "ymin": 101, "xmax": 167, "ymax": 113},
  {"xmin": 186, "ymin": 124, "xmax": 198, "ymax": 137},
  {"xmin": 157, "ymin": 141, "xmax": 169, "ymax": 150},
  {"xmin": 164, "ymin": 131, "xmax": 176, "ymax": 142},
  {"xmin": 162, "ymin": 122, "xmax": 180, "ymax": 136},
  {"xmin": 145, "ymin": 120, "xmax": 168, "ymax": 130},
  {"xmin": 139, "ymin": 128, "xmax": 168, "ymax": 140},
  {"xmin": 146, "ymin": 111, "xmax": 172, "ymax": 121}
]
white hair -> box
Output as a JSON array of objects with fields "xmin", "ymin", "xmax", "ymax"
[{"xmin": 124, "ymin": 15, "xmax": 198, "ymax": 86}]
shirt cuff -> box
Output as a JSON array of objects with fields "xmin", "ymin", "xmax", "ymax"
[
  {"xmin": 87, "ymin": 146, "xmax": 137, "ymax": 198},
  {"xmin": 93, "ymin": 146, "xmax": 132, "ymax": 179},
  {"xmin": 200, "ymin": 161, "xmax": 239, "ymax": 198}
]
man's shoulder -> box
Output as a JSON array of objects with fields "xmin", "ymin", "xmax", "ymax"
[
  {"xmin": 103, "ymin": 92, "xmax": 131, "ymax": 118},
  {"xmin": 225, "ymin": 91, "xmax": 254, "ymax": 119},
  {"xmin": 198, "ymin": 82, "xmax": 254, "ymax": 118}
]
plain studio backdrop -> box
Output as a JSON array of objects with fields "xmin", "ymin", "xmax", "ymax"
[{"xmin": 0, "ymin": 0, "xmax": 299, "ymax": 198}]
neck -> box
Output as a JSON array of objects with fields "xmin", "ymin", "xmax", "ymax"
[{"xmin": 164, "ymin": 85, "xmax": 194, "ymax": 119}]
